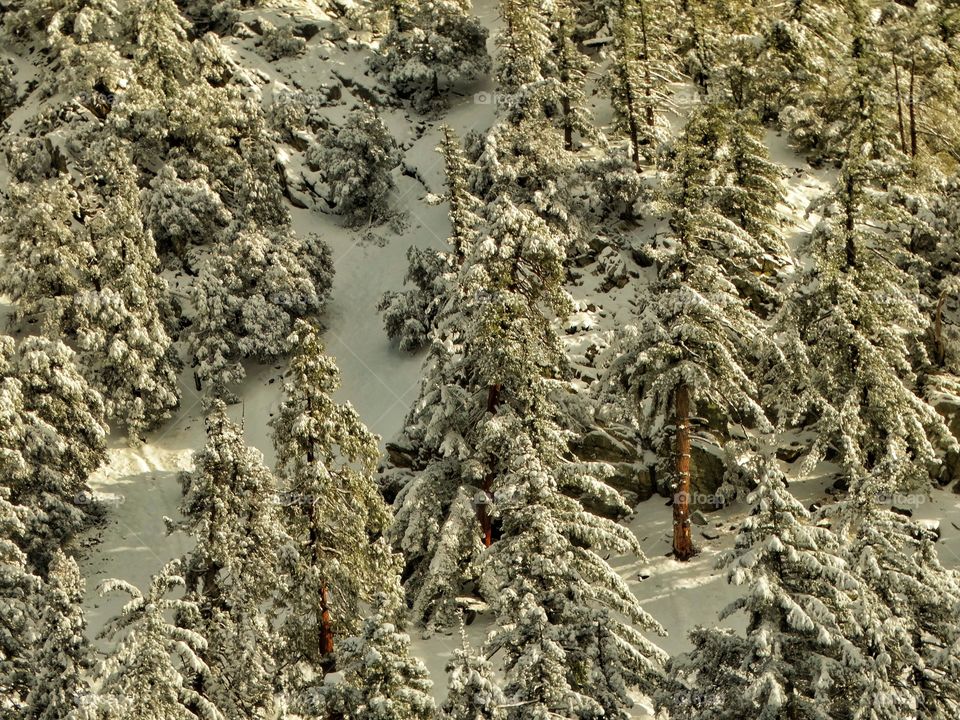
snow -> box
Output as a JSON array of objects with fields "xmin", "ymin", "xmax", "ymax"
[{"xmin": 2, "ymin": 2, "xmax": 959, "ymax": 717}]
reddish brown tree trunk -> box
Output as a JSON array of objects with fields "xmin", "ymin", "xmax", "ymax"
[
  {"xmin": 319, "ymin": 585, "xmax": 334, "ymax": 657},
  {"xmin": 673, "ymin": 383, "xmax": 695, "ymax": 561}
]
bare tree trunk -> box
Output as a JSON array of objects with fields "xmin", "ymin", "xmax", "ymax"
[
  {"xmin": 908, "ymin": 60, "xmax": 918, "ymax": 157},
  {"xmin": 893, "ymin": 53, "xmax": 907, "ymax": 154},
  {"xmin": 673, "ymin": 383, "xmax": 695, "ymax": 561}
]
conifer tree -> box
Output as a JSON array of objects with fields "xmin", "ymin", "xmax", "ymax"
[
  {"xmin": 495, "ymin": 0, "xmax": 552, "ymax": 96},
  {"xmin": 763, "ymin": 157, "xmax": 955, "ymax": 494},
  {"xmin": 603, "ymin": 0, "xmax": 678, "ymax": 169},
  {"xmin": 74, "ymin": 562, "xmax": 223, "ymax": 720},
  {"xmin": 299, "ymin": 592, "xmax": 437, "ymax": 720},
  {"xmin": 550, "ymin": 0, "xmax": 597, "ymax": 151},
  {"xmin": 442, "ymin": 625, "xmax": 507, "ymax": 720},
  {"xmin": 478, "ymin": 417, "xmax": 667, "ymax": 718},
  {"xmin": 0, "ymin": 334, "xmax": 107, "ymax": 568},
  {"xmin": 374, "ymin": 0, "xmax": 490, "ymax": 112},
  {"xmin": 309, "ymin": 104, "xmax": 402, "ymax": 226},
  {"xmin": 188, "ymin": 224, "xmax": 333, "ymax": 402},
  {"xmin": 174, "ymin": 404, "xmax": 286, "ymax": 719},
  {"xmin": 24, "ymin": 550, "xmax": 91, "ymax": 720},
  {"xmin": 835, "ymin": 472, "xmax": 960, "ymax": 718},
  {"xmin": 602, "ymin": 104, "xmax": 776, "ymax": 560},
  {"xmin": 0, "ymin": 488, "xmax": 41, "ymax": 712},
  {"xmin": 73, "ymin": 134, "xmax": 181, "ymax": 439},
  {"xmin": 659, "ymin": 459, "xmax": 868, "ymax": 719},
  {"xmin": 271, "ymin": 320, "xmax": 397, "ymax": 678},
  {"xmin": 379, "ymin": 126, "xmax": 480, "ymax": 351}
]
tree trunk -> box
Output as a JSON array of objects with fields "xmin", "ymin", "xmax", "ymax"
[
  {"xmin": 562, "ymin": 94, "xmax": 573, "ymax": 151},
  {"xmin": 934, "ymin": 290, "xmax": 947, "ymax": 367},
  {"xmin": 319, "ymin": 585, "xmax": 335, "ymax": 659},
  {"xmin": 893, "ymin": 54, "xmax": 907, "ymax": 154},
  {"xmin": 908, "ymin": 60, "xmax": 917, "ymax": 157},
  {"xmin": 673, "ymin": 383, "xmax": 695, "ymax": 561}
]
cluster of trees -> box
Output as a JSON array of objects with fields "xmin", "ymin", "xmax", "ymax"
[
  {"xmin": 376, "ymin": 0, "xmax": 960, "ymax": 717},
  {"xmin": 2, "ymin": 0, "xmax": 960, "ymax": 718},
  {"xmin": 1, "ymin": 0, "xmax": 335, "ymax": 423}
]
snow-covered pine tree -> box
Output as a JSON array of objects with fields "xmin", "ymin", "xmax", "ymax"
[
  {"xmin": 271, "ymin": 319, "xmax": 398, "ymax": 679},
  {"xmin": 173, "ymin": 403, "xmax": 286, "ymax": 719},
  {"xmin": 389, "ymin": 194, "xmax": 573, "ymax": 625},
  {"xmin": 750, "ymin": 0, "xmax": 850, "ymax": 147},
  {"xmin": 495, "ymin": 0, "xmax": 552, "ymax": 96},
  {"xmin": 602, "ymin": 103, "xmax": 774, "ymax": 560},
  {"xmin": 441, "ymin": 623, "xmax": 507, "ymax": 720},
  {"xmin": 763, "ymin": 157, "xmax": 954, "ymax": 494},
  {"xmin": 298, "ymin": 591, "xmax": 437, "ymax": 720},
  {"xmin": 0, "ymin": 488, "xmax": 41, "ymax": 713},
  {"xmin": 602, "ymin": 0, "xmax": 679, "ymax": 169},
  {"xmin": 879, "ymin": 0, "xmax": 958, "ymax": 163},
  {"xmin": 477, "ymin": 414, "xmax": 667, "ymax": 719},
  {"xmin": 73, "ymin": 562, "xmax": 223, "ymax": 720},
  {"xmin": 659, "ymin": 458, "xmax": 866, "ymax": 719},
  {"xmin": 72, "ymin": 133, "xmax": 181, "ymax": 440},
  {"xmin": 141, "ymin": 162, "xmax": 231, "ymax": 256},
  {"xmin": 833, "ymin": 470, "xmax": 960, "ymax": 718},
  {"xmin": 378, "ymin": 125, "xmax": 480, "ymax": 351},
  {"xmin": 374, "ymin": 0, "xmax": 490, "ymax": 112},
  {"xmin": 550, "ymin": 0, "xmax": 597, "ymax": 151},
  {"xmin": 308, "ymin": 103, "xmax": 402, "ymax": 226},
  {"xmin": 188, "ymin": 223, "xmax": 333, "ymax": 402},
  {"xmin": 0, "ymin": 334, "xmax": 107, "ymax": 569},
  {"xmin": 23, "ymin": 550, "xmax": 91, "ymax": 720},
  {"xmin": 0, "ymin": 175, "xmax": 90, "ymax": 333}
]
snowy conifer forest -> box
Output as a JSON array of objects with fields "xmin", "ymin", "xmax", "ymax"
[{"xmin": 2, "ymin": 0, "xmax": 960, "ymax": 717}]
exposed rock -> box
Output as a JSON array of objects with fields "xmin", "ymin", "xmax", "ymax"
[
  {"xmin": 690, "ymin": 510, "xmax": 709, "ymax": 526},
  {"xmin": 385, "ymin": 441, "xmax": 416, "ymax": 469},
  {"xmin": 570, "ymin": 429, "xmax": 637, "ymax": 463}
]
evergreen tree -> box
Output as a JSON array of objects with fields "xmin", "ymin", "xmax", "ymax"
[
  {"xmin": 0, "ymin": 175, "xmax": 90, "ymax": 333},
  {"xmin": 299, "ymin": 592, "xmax": 437, "ymax": 720},
  {"xmin": 188, "ymin": 224, "xmax": 333, "ymax": 402},
  {"xmin": 442, "ymin": 624, "xmax": 507, "ymax": 720},
  {"xmin": 550, "ymin": 0, "xmax": 597, "ymax": 151},
  {"xmin": 378, "ymin": 126, "xmax": 480, "ymax": 351},
  {"xmin": 0, "ymin": 488, "xmax": 41, "ymax": 713},
  {"xmin": 24, "ymin": 550, "xmax": 91, "ymax": 720},
  {"xmin": 659, "ymin": 460, "xmax": 867, "ymax": 719},
  {"xmin": 763, "ymin": 158, "xmax": 955, "ymax": 494},
  {"xmin": 603, "ymin": 0, "xmax": 679, "ymax": 169},
  {"xmin": 478, "ymin": 415, "xmax": 667, "ymax": 719},
  {"xmin": 495, "ymin": 0, "xmax": 552, "ymax": 96},
  {"xmin": 835, "ymin": 472, "xmax": 960, "ymax": 718},
  {"xmin": 308, "ymin": 104, "xmax": 402, "ymax": 226},
  {"xmin": 374, "ymin": 0, "xmax": 490, "ymax": 112},
  {"xmin": 74, "ymin": 562, "xmax": 222, "ymax": 720},
  {"xmin": 271, "ymin": 320, "xmax": 397, "ymax": 678},
  {"xmin": 602, "ymin": 104, "xmax": 776, "ymax": 560},
  {"xmin": 0, "ymin": 334, "xmax": 107, "ymax": 568},
  {"xmin": 174, "ymin": 404, "xmax": 286, "ymax": 719},
  {"xmin": 72, "ymin": 134, "xmax": 181, "ymax": 439}
]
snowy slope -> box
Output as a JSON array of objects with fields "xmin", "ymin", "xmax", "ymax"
[{"xmin": 2, "ymin": 3, "xmax": 959, "ymax": 717}]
